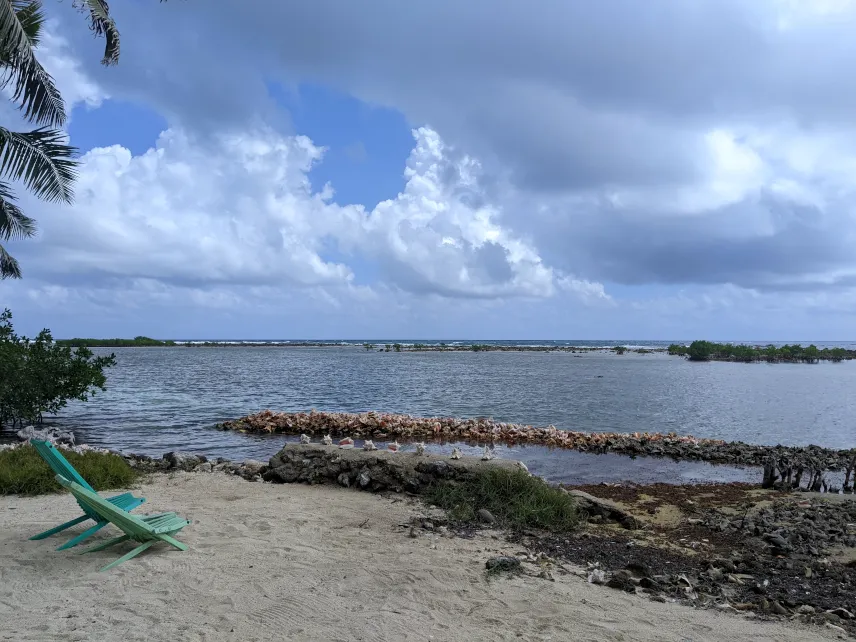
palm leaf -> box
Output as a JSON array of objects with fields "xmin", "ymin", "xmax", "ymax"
[
  {"xmin": 0, "ymin": 180, "xmax": 35, "ymax": 240},
  {"xmin": 13, "ymin": 0, "xmax": 43, "ymax": 46},
  {"xmin": 0, "ymin": 242, "xmax": 22, "ymax": 279},
  {"xmin": 0, "ymin": 127, "xmax": 78, "ymax": 204},
  {"xmin": 0, "ymin": 0, "xmax": 66, "ymax": 127},
  {"xmin": 72, "ymin": 0, "xmax": 120, "ymax": 66}
]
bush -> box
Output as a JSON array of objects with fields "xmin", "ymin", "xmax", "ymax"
[
  {"xmin": 425, "ymin": 468, "xmax": 580, "ymax": 532},
  {"xmin": 0, "ymin": 309, "xmax": 116, "ymax": 427},
  {"xmin": 687, "ymin": 340, "xmax": 714, "ymax": 361},
  {"xmin": 0, "ymin": 445, "xmax": 139, "ymax": 496}
]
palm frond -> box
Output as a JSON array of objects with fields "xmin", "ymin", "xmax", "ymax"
[
  {"xmin": 12, "ymin": 1, "xmax": 44, "ymax": 47},
  {"xmin": 0, "ymin": 180, "xmax": 35, "ymax": 241},
  {"xmin": 0, "ymin": 242, "xmax": 23, "ymax": 279},
  {"xmin": 0, "ymin": 127, "xmax": 78, "ymax": 204},
  {"xmin": 0, "ymin": 0, "xmax": 66, "ymax": 127},
  {"xmin": 72, "ymin": 0, "xmax": 120, "ymax": 66}
]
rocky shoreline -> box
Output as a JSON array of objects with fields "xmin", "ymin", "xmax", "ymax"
[
  {"xmin": 219, "ymin": 410, "xmax": 856, "ymax": 492},
  {"xmin": 508, "ymin": 482, "xmax": 856, "ymax": 638}
]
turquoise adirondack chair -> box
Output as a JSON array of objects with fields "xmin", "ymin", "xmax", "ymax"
[
  {"xmin": 28, "ymin": 439, "xmax": 146, "ymax": 550},
  {"xmin": 55, "ymin": 474, "xmax": 191, "ymax": 571}
]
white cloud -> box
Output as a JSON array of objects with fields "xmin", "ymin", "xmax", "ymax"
[
  {"xmin": 15, "ymin": 123, "xmax": 587, "ymax": 305},
  {"xmin": 38, "ymin": 27, "xmax": 107, "ymax": 111}
]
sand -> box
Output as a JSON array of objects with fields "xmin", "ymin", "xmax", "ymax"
[{"xmin": 0, "ymin": 473, "xmax": 841, "ymax": 642}]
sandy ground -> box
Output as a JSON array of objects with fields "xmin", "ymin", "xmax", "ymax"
[{"xmin": 0, "ymin": 473, "xmax": 841, "ymax": 642}]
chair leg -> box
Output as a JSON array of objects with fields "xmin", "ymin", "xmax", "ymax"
[
  {"xmin": 100, "ymin": 541, "xmax": 156, "ymax": 572},
  {"xmin": 29, "ymin": 515, "xmax": 88, "ymax": 540},
  {"xmin": 80, "ymin": 534, "xmax": 130, "ymax": 554},
  {"xmin": 157, "ymin": 533, "xmax": 188, "ymax": 551},
  {"xmin": 56, "ymin": 521, "xmax": 107, "ymax": 550}
]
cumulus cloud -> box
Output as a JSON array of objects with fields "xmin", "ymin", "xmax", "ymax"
[{"xmin": 9, "ymin": 124, "xmax": 580, "ymax": 306}]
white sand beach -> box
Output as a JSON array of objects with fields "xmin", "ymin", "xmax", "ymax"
[{"xmin": 0, "ymin": 473, "xmax": 841, "ymax": 642}]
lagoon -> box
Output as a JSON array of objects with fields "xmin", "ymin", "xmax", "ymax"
[{"xmin": 7, "ymin": 345, "xmax": 852, "ymax": 484}]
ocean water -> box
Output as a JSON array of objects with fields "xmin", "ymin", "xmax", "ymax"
[{"xmin": 5, "ymin": 345, "xmax": 854, "ymax": 485}]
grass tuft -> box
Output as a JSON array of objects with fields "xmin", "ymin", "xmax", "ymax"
[
  {"xmin": 0, "ymin": 444, "xmax": 139, "ymax": 496},
  {"xmin": 424, "ymin": 468, "xmax": 580, "ymax": 532}
]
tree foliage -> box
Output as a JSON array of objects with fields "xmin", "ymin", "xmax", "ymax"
[{"xmin": 0, "ymin": 308, "xmax": 116, "ymax": 426}]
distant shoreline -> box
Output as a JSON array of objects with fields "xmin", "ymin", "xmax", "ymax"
[
  {"xmin": 54, "ymin": 338, "xmax": 856, "ymax": 361},
  {"xmin": 54, "ymin": 338, "xmax": 660, "ymax": 354}
]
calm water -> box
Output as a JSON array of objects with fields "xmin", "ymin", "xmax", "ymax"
[{"xmin": 7, "ymin": 346, "xmax": 854, "ymax": 484}]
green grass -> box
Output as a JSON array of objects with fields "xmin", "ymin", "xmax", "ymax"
[
  {"xmin": 0, "ymin": 445, "xmax": 140, "ymax": 496},
  {"xmin": 424, "ymin": 468, "xmax": 581, "ymax": 532}
]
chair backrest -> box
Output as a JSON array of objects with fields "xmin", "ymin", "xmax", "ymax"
[
  {"xmin": 31, "ymin": 440, "xmax": 94, "ymax": 492},
  {"xmin": 55, "ymin": 475, "xmax": 152, "ymax": 537}
]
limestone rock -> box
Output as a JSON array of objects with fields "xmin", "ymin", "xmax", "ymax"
[
  {"xmin": 163, "ymin": 451, "xmax": 206, "ymax": 471},
  {"xmin": 263, "ymin": 443, "xmax": 521, "ymax": 494},
  {"xmin": 16, "ymin": 425, "xmax": 75, "ymax": 446}
]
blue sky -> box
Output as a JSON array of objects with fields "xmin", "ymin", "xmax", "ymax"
[{"xmin": 5, "ymin": 0, "xmax": 856, "ymax": 340}]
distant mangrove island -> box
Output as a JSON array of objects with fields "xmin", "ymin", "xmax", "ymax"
[{"xmin": 668, "ymin": 340, "xmax": 855, "ymax": 363}]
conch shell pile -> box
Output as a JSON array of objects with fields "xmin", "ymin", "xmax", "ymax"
[{"xmin": 218, "ymin": 409, "xmax": 856, "ymax": 472}]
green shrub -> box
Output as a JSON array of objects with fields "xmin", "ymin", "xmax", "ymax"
[
  {"xmin": 0, "ymin": 445, "xmax": 139, "ymax": 496},
  {"xmin": 0, "ymin": 309, "xmax": 116, "ymax": 427},
  {"xmin": 687, "ymin": 340, "xmax": 714, "ymax": 361},
  {"xmin": 425, "ymin": 468, "xmax": 580, "ymax": 532}
]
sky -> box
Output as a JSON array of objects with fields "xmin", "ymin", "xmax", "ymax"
[{"xmin": 4, "ymin": 0, "xmax": 856, "ymax": 340}]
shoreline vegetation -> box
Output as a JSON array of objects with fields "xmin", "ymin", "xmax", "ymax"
[{"xmin": 219, "ymin": 410, "xmax": 856, "ymax": 492}]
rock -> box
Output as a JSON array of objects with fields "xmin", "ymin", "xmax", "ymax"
[
  {"xmin": 163, "ymin": 451, "xmax": 206, "ymax": 471},
  {"xmin": 358, "ymin": 470, "xmax": 372, "ymax": 489},
  {"xmin": 797, "ymin": 605, "xmax": 816, "ymax": 615},
  {"xmin": 770, "ymin": 601, "xmax": 789, "ymax": 616},
  {"xmin": 606, "ymin": 570, "xmax": 635, "ymax": 591},
  {"xmin": 638, "ymin": 577, "xmax": 660, "ymax": 590},
  {"xmin": 195, "ymin": 462, "xmax": 213, "ymax": 473},
  {"xmin": 587, "ymin": 569, "xmax": 607, "ymax": 585},
  {"xmin": 337, "ymin": 472, "xmax": 351, "ymax": 488},
  {"xmin": 240, "ymin": 459, "xmax": 266, "ymax": 473},
  {"xmin": 763, "ymin": 532, "xmax": 791, "ymax": 550},
  {"xmin": 824, "ymin": 623, "xmax": 848, "ymax": 638},
  {"xmin": 707, "ymin": 567, "xmax": 724, "ymax": 582},
  {"xmin": 408, "ymin": 527, "xmax": 419, "ymax": 539},
  {"xmin": 16, "ymin": 425, "xmax": 75, "ymax": 446},
  {"xmin": 478, "ymin": 509, "xmax": 497, "ymax": 524},
  {"xmin": 567, "ymin": 489, "xmax": 640, "ymax": 529},
  {"xmin": 827, "ymin": 608, "xmax": 854, "ymax": 620},
  {"xmin": 485, "ymin": 556, "xmax": 521, "ymax": 572}
]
